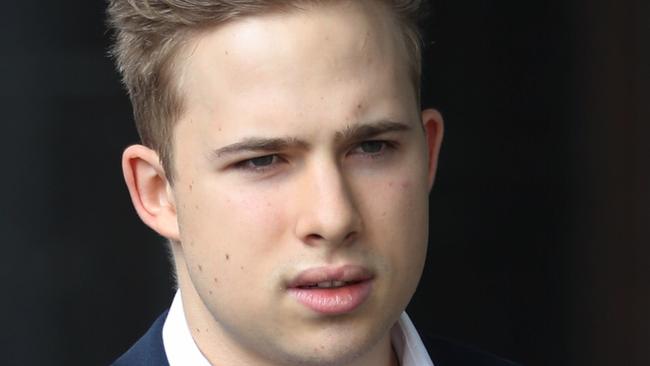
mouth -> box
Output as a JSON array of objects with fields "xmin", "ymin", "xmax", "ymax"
[
  {"xmin": 287, "ymin": 265, "xmax": 374, "ymax": 315},
  {"xmin": 295, "ymin": 279, "xmax": 364, "ymax": 289}
]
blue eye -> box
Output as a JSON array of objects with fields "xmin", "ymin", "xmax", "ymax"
[
  {"xmin": 358, "ymin": 141, "xmax": 386, "ymax": 153},
  {"xmin": 348, "ymin": 140, "xmax": 398, "ymax": 161},
  {"xmin": 352, "ymin": 140, "xmax": 393, "ymax": 155},
  {"xmin": 249, "ymin": 155, "xmax": 275, "ymax": 167},
  {"xmin": 235, "ymin": 155, "xmax": 279, "ymax": 171}
]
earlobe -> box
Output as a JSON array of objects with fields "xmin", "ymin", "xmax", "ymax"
[
  {"xmin": 421, "ymin": 109, "xmax": 444, "ymax": 190},
  {"xmin": 122, "ymin": 145, "xmax": 180, "ymax": 240}
]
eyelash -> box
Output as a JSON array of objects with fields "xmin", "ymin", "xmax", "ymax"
[
  {"xmin": 349, "ymin": 140, "xmax": 397, "ymax": 157},
  {"xmin": 233, "ymin": 155, "xmax": 285, "ymax": 172},
  {"xmin": 233, "ymin": 140, "xmax": 398, "ymax": 173}
]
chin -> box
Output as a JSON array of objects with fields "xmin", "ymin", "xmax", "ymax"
[
  {"xmin": 275, "ymin": 344, "xmax": 371, "ymax": 366},
  {"xmin": 268, "ymin": 322, "xmax": 388, "ymax": 366}
]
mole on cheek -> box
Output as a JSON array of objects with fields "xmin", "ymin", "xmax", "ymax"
[
  {"xmin": 225, "ymin": 254, "xmax": 230, "ymax": 261},
  {"xmin": 213, "ymin": 277, "xmax": 218, "ymax": 283},
  {"xmin": 198, "ymin": 265, "xmax": 203, "ymax": 272}
]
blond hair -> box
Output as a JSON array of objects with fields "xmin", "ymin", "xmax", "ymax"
[{"xmin": 107, "ymin": 0, "xmax": 427, "ymax": 182}]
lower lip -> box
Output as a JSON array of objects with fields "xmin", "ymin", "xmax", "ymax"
[{"xmin": 288, "ymin": 281, "xmax": 372, "ymax": 315}]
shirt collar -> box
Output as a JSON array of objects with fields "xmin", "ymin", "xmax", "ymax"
[{"xmin": 163, "ymin": 290, "xmax": 434, "ymax": 366}]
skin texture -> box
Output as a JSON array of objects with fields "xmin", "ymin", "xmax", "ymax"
[{"xmin": 122, "ymin": 1, "xmax": 444, "ymax": 365}]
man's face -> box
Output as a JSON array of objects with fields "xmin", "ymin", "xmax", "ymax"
[{"xmin": 167, "ymin": 2, "xmax": 439, "ymax": 365}]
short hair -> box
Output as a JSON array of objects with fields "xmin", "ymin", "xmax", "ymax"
[{"xmin": 107, "ymin": 0, "xmax": 428, "ymax": 182}]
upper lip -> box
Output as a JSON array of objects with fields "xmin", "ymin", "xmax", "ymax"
[{"xmin": 286, "ymin": 264, "xmax": 374, "ymax": 288}]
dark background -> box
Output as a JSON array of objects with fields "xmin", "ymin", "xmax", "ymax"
[{"xmin": 1, "ymin": 1, "xmax": 648, "ymax": 365}]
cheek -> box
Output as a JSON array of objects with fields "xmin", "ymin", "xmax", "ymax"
[
  {"xmin": 362, "ymin": 176, "xmax": 429, "ymax": 267},
  {"xmin": 239, "ymin": 193, "xmax": 287, "ymax": 235},
  {"xmin": 176, "ymin": 187, "xmax": 292, "ymax": 318},
  {"xmin": 182, "ymin": 186, "xmax": 286, "ymax": 241},
  {"xmin": 178, "ymin": 186, "xmax": 289, "ymax": 278},
  {"xmin": 368, "ymin": 178, "xmax": 427, "ymax": 228}
]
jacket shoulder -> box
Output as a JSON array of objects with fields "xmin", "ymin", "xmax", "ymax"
[
  {"xmin": 425, "ymin": 335, "xmax": 522, "ymax": 366},
  {"xmin": 112, "ymin": 311, "xmax": 170, "ymax": 366}
]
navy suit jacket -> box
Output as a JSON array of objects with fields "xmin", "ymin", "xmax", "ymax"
[{"xmin": 113, "ymin": 311, "xmax": 521, "ymax": 366}]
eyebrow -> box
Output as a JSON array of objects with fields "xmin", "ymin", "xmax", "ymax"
[
  {"xmin": 213, "ymin": 137, "xmax": 309, "ymax": 158},
  {"xmin": 336, "ymin": 120, "xmax": 411, "ymax": 142},
  {"xmin": 212, "ymin": 120, "xmax": 411, "ymax": 159}
]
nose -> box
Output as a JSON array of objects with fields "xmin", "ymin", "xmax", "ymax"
[{"xmin": 294, "ymin": 159, "xmax": 362, "ymax": 248}]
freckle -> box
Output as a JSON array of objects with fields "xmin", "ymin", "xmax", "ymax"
[
  {"xmin": 224, "ymin": 50, "xmax": 229, "ymax": 55},
  {"xmin": 213, "ymin": 277, "xmax": 218, "ymax": 283},
  {"xmin": 240, "ymin": 266, "xmax": 244, "ymax": 270},
  {"xmin": 198, "ymin": 265, "xmax": 203, "ymax": 272},
  {"xmin": 357, "ymin": 103, "xmax": 362, "ymax": 109},
  {"xmin": 195, "ymin": 205, "xmax": 199, "ymax": 210},
  {"xmin": 225, "ymin": 254, "xmax": 230, "ymax": 261},
  {"xmin": 388, "ymin": 182, "xmax": 394, "ymax": 187},
  {"xmin": 196, "ymin": 328, "xmax": 201, "ymax": 333},
  {"xmin": 209, "ymin": 290, "xmax": 213, "ymax": 295},
  {"xmin": 381, "ymin": 211, "xmax": 387, "ymax": 217},
  {"xmin": 188, "ymin": 183, "xmax": 193, "ymax": 191}
]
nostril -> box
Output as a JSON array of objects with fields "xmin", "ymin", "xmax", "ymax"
[
  {"xmin": 303, "ymin": 231, "xmax": 356, "ymax": 246},
  {"xmin": 344, "ymin": 231, "xmax": 357, "ymax": 241},
  {"xmin": 306, "ymin": 233, "xmax": 324, "ymax": 241}
]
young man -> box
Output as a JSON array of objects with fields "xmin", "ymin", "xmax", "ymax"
[{"xmin": 109, "ymin": 0, "xmax": 518, "ymax": 365}]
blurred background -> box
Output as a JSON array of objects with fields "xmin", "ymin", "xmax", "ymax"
[{"xmin": 0, "ymin": 0, "xmax": 647, "ymax": 365}]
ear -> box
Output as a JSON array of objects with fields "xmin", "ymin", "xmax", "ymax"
[
  {"xmin": 122, "ymin": 144, "xmax": 180, "ymax": 241},
  {"xmin": 421, "ymin": 108, "xmax": 444, "ymax": 190}
]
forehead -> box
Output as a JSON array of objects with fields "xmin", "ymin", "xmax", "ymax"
[{"xmin": 176, "ymin": 1, "xmax": 416, "ymax": 133}]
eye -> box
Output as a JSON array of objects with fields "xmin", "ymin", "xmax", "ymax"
[
  {"xmin": 248, "ymin": 155, "xmax": 276, "ymax": 167},
  {"xmin": 347, "ymin": 140, "xmax": 399, "ymax": 162},
  {"xmin": 350, "ymin": 140, "xmax": 394, "ymax": 156},
  {"xmin": 358, "ymin": 141, "xmax": 386, "ymax": 154},
  {"xmin": 234, "ymin": 154, "xmax": 281, "ymax": 171}
]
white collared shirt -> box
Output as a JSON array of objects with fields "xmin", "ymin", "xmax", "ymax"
[{"xmin": 163, "ymin": 290, "xmax": 434, "ymax": 366}]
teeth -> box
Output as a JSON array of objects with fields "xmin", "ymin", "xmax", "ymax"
[{"xmin": 315, "ymin": 280, "xmax": 346, "ymax": 288}]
